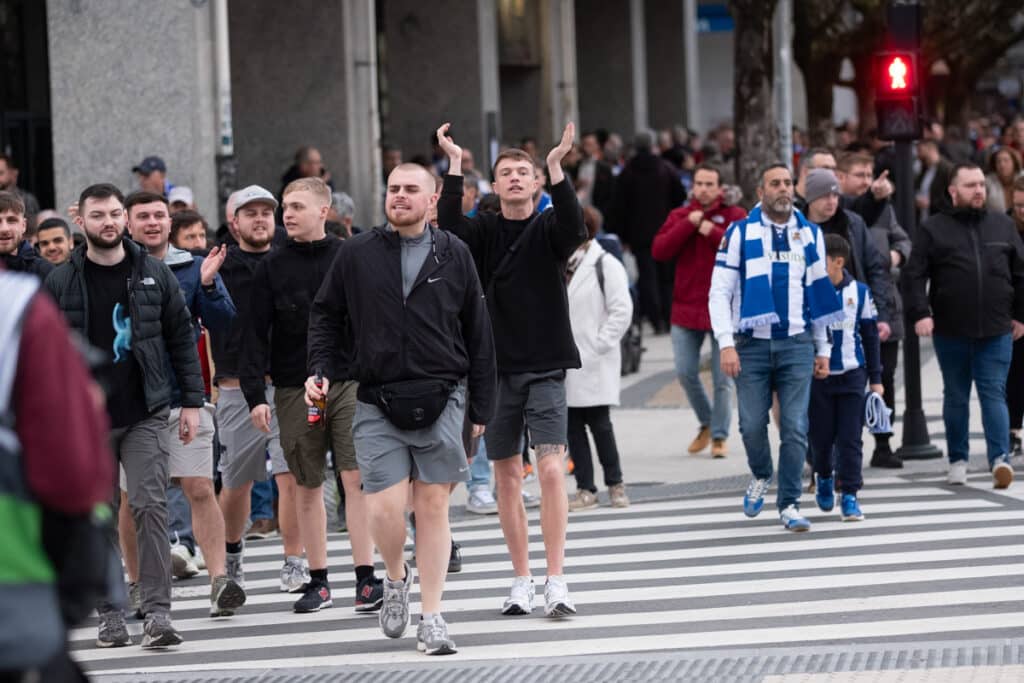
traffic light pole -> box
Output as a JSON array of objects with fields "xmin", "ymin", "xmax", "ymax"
[{"xmin": 893, "ymin": 140, "xmax": 942, "ymax": 460}]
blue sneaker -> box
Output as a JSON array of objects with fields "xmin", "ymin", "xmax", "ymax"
[
  {"xmin": 743, "ymin": 478, "xmax": 770, "ymax": 518},
  {"xmin": 815, "ymin": 476, "xmax": 835, "ymax": 512},
  {"xmin": 779, "ymin": 505, "xmax": 811, "ymax": 532},
  {"xmin": 840, "ymin": 494, "xmax": 864, "ymax": 521}
]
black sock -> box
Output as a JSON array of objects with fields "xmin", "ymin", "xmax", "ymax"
[
  {"xmin": 226, "ymin": 540, "xmax": 243, "ymax": 554},
  {"xmin": 309, "ymin": 568, "xmax": 328, "ymax": 583},
  {"xmin": 355, "ymin": 565, "xmax": 375, "ymax": 583}
]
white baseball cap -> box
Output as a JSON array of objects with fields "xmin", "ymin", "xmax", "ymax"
[
  {"xmin": 233, "ymin": 185, "xmax": 279, "ymax": 214},
  {"xmin": 168, "ymin": 186, "xmax": 194, "ymax": 206}
]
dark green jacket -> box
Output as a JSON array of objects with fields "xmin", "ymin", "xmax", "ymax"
[{"xmin": 43, "ymin": 238, "xmax": 204, "ymax": 412}]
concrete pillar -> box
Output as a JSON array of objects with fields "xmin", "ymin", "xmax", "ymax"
[
  {"xmin": 541, "ymin": 0, "xmax": 579, "ymax": 145},
  {"xmin": 47, "ymin": 0, "xmax": 218, "ymax": 217},
  {"xmin": 629, "ymin": 0, "xmax": 648, "ymax": 133},
  {"xmin": 381, "ymin": 0, "xmax": 488, "ymax": 174},
  {"xmin": 342, "ymin": 0, "xmax": 382, "ymax": 228},
  {"xmin": 574, "ymin": 0, "xmax": 633, "ymax": 136},
  {"xmin": 682, "ymin": 0, "xmax": 701, "ymax": 133},
  {"xmin": 477, "ymin": 0, "xmax": 502, "ymax": 169}
]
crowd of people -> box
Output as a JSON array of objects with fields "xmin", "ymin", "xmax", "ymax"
[{"xmin": 1, "ymin": 109, "xmax": 1023, "ymax": 678}]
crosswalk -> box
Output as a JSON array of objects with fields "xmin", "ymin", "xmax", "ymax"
[{"xmin": 75, "ymin": 474, "xmax": 1024, "ymax": 679}]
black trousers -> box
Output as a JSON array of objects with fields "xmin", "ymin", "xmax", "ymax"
[
  {"xmin": 874, "ymin": 340, "xmax": 900, "ymax": 441},
  {"xmin": 633, "ymin": 247, "xmax": 667, "ymax": 330},
  {"xmin": 1008, "ymin": 336, "xmax": 1024, "ymax": 430},
  {"xmin": 568, "ymin": 406, "xmax": 624, "ymax": 493},
  {"xmin": 809, "ymin": 368, "xmax": 867, "ymax": 494}
]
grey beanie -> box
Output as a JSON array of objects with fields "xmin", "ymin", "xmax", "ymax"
[{"xmin": 805, "ymin": 168, "xmax": 841, "ymax": 205}]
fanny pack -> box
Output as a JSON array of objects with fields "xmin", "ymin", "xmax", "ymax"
[{"xmin": 358, "ymin": 378, "xmax": 456, "ymax": 430}]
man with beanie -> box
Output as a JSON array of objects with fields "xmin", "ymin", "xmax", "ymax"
[{"xmin": 803, "ymin": 168, "xmax": 893, "ymax": 344}]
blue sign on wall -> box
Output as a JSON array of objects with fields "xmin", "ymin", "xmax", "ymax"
[{"xmin": 698, "ymin": 4, "xmax": 734, "ymax": 33}]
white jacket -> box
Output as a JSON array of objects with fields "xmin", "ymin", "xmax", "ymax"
[{"xmin": 565, "ymin": 242, "xmax": 634, "ymax": 407}]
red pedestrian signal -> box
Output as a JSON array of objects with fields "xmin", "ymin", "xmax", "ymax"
[
  {"xmin": 874, "ymin": 50, "xmax": 921, "ymax": 141},
  {"xmin": 876, "ymin": 51, "xmax": 917, "ymax": 98},
  {"xmin": 887, "ymin": 56, "xmax": 909, "ymax": 90}
]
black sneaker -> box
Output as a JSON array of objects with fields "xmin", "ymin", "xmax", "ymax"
[
  {"xmin": 870, "ymin": 444, "xmax": 904, "ymax": 469},
  {"xmin": 354, "ymin": 575, "xmax": 383, "ymax": 613},
  {"xmin": 293, "ymin": 580, "xmax": 333, "ymax": 613},
  {"xmin": 448, "ymin": 541, "xmax": 462, "ymax": 574},
  {"xmin": 96, "ymin": 610, "xmax": 131, "ymax": 648}
]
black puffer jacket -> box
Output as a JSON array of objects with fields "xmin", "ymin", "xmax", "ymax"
[
  {"xmin": 43, "ymin": 238, "xmax": 204, "ymax": 411},
  {"xmin": 3, "ymin": 240, "xmax": 53, "ymax": 280},
  {"xmin": 904, "ymin": 207, "xmax": 1024, "ymax": 338}
]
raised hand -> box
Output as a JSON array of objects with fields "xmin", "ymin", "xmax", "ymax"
[
  {"xmin": 546, "ymin": 122, "xmax": 576, "ymax": 185},
  {"xmin": 200, "ymin": 244, "xmax": 227, "ymax": 287},
  {"xmin": 436, "ymin": 122, "xmax": 463, "ymax": 175}
]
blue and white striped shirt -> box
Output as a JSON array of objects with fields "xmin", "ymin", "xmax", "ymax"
[{"xmin": 827, "ymin": 274, "xmax": 881, "ymax": 380}]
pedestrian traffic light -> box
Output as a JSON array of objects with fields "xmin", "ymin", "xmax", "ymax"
[{"xmin": 874, "ymin": 50, "xmax": 922, "ymax": 141}]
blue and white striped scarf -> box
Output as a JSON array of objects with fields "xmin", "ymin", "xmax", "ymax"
[{"xmin": 737, "ymin": 206, "xmax": 843, "ymax": 331}]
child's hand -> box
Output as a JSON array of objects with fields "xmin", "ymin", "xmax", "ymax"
[{"xmin": 870, "ymin": 383, "xmax": 884, "ymax": 396}]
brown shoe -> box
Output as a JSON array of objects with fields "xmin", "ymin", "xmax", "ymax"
[
  {"xmin": 245, "ymin": 518, "xmax": 278, "ymax": 540},
  {"xmin": 687, "ymin": 426, "xmax": 711, "ymax": 454},
  {"xmin": 568, "ymin": 489, "xmax": 598, "ymax": 511},
  {"xmin": 711, "ymin": 438, "xmax": 727, "ymax": 458},
  {"xmin": 608, "ymin": 483, "xmax": 630, "ymax": 508}
]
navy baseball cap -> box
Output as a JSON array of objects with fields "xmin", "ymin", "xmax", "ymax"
[{"xmin": 132, "ymin": 156, "xmax": 167, "ymax": 175}]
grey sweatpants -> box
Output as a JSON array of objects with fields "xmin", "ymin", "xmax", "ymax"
[{"xmin": 99, "ymin": 409, "xmax": 172, "ymax": 617}]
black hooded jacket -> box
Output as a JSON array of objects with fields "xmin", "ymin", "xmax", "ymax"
[{"xmin": 3, "ymin": 240, "xmax": 53, "ymax": 280}]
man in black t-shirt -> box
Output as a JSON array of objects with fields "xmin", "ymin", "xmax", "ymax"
[{"xmin": 44, "ymin": 183, "xmax": 204, "ymax": 651}]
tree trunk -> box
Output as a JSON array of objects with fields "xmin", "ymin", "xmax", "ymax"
[
  {"xmin": 851, "ymin": 52, "xmax": 875, "ymax": 136},
  {"xmin": 802, "ymin": 59, "xmax": 842, "ymax": 148},
  {"xmin": 729, "ymin": 0, "xmax": 780, "ymax": 208}
]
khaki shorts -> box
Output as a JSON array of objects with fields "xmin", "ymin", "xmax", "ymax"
[{"xmin": 275, "ymin": 380, "xmax": 358, "ymax": 489}]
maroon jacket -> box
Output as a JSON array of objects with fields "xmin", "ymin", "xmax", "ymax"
[
  {"xmin": 651, "ymin": 196, "xmax": 747, "ymax": 331},
  {"xmin": 15, "ymin": 292, "xmax": 113, "ymax": 515}
]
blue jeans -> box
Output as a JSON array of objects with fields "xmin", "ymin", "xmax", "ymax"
[
  {"xmin": 250, "ymin": 477, "xmax": 275, "ymax": 521},
  {"xmin": 469, "ymin": 439, "xmax": 492, "ymax": 489},
  {"xmin": 167, "ymin": 483, "xmax": 194, "ymax": 554},
  {"xmin": 734, "ymin": 332, "xmax": 815, "ymax": 511},
  {"xmin": 671, "ymin": 325, "xmax": 733, "ymax": 439},
  {"xmin": 932, "ymin": 333, "xmax": 1012, "ymax": 466}
]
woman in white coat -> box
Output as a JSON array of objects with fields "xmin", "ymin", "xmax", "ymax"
[{"xmin": 565, "ymin": 207, "xmax": 634, "ymax": 511}]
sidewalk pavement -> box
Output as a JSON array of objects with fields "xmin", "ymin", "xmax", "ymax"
[{"xmin": 450, "ymin": 328, "xmax": 1007, "ymax": 510}]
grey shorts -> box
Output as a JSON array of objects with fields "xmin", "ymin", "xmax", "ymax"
[
  {"xmin": 216, "ymin": 385, "xmax": 288, "ymax": 489},
  {"xmin": 353, "ymin": 383, "xmax": 469, "ymax": 494},
  {"xmin": 485, "ymin": 370, "xmax": 568, "ymax": 460},
  {"xmin": 119, "ymin": 404, "xmax": 216, "ymax": 490}
]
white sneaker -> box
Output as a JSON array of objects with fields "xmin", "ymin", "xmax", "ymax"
[
  {"xmin": 279, "ymin": 555, "xmax": 309, "ymax": 593},
  {"xmin": 193, "ymin": 546, "xmax": 206, "ymax": 571},
  {"xmin": 170, "ymin": 543, "xmax": 199, "ymax": 579},
  {"xmin": 466, "ymin": 486, "xmax": 498, "ymax": 515},
  {"xmin": 522, "ymin": 490, "xmax": 541, "ymax": 509},
  {"xmin": 947, "ymin": 460, "xmax": 969, "ymax": 485},
  {"xmin": 544, "ymin": 575, "xmax": 576, "ymax": 617},
  {"xmin": 501, "ymin": 576, "xmax": 535, "ymax": 615}
]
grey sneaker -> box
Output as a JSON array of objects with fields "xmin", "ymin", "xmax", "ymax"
[
  {"xmin": 501, "ymin": 575, "xmax": 535, "ymax": 615},
  {"xmin": 466, "ymin": 485, "xmax": 498, "ymax": 515},
  {"xmin": 210, "ymin": 574, "xmax": 247, "ymax": 617},
  {"xmin": 280, "ymin": 555, "xmax": 309, "ymax": 593},
  {"xmin": 141, "ymin": 612, "xmax": 183, "ymax": 649},
  {"xmin": 225, "ymin": 549, "xmax": 245, "ymax": 589},
  {"xmin": 608, "ymin": 483, "xmax": 630, "ymax": 508},
  {"xmin": 417, "ymin": 614, "xmax": 457, "ymax": 655},
  {"xmin": 544, "ymin": 575, "xmax": 576, "ymax": 617},
  {"xmin": 522, "ymin": 489, "xmax": 541, "ymax": 509},
  {"xmin": 568, "ymin": 489, "xmax": 598, "ymax": 511},
  {"xmin": 127, "ymin": 581, "xmax": 142, "ymax": 619},
  {"xmin": 96, "ymin": 610, "xmax": 131, "ymax": 648},
  {"xmin": 380, "ymin": 562, "xmax": 414, "ymax": 639}
]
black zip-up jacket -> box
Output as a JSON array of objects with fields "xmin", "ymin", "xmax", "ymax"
[
  {"xmin": 43, "ymin": 238, "xmax": 204, "ymax": 411},
  {"xmin": 210, "ymin": 245, "xmax": 268, "ymax": 382},
  {"xmin": 818, "ymin": 208, "xmax": 893, "ymax": 325},
  {"xmin": 4, "ymin": 240, "xmax": 53, "ymax": 280},
  {"xmin": 438, "ymin": 174, "xmax": 586, "ymax": 374},
  {"xmin": 904, "ymin": 206, "xmax": 1024, "ymax": 338},
  {"xmin": 308, "ymin": 226, "xmax": 496, "ymax": 425},
  {"xmin": 241, "ymin": 236, "xmax": 344, "ymax": 409}
]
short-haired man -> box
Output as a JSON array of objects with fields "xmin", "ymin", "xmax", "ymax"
[
  {"xmin": 0, "ymin": 154, "xmax": 41, "ymax": 228},
  {"xmin": 797, "ymin": 148, "xmax": 892, "ymax": 226},
  {"xmin": 35, "ymin": 217, "xmax": 74, "ymax": 266},
  {"xmin": 242, "ymin": 177, "xmax": 380, "ymax": 613},
  {"xmin": 837, "ymin": 152, "xmax": 912, "ymax": 468},
  {"xmin": 133, "ymin": 155, "xmax": 172, "ymax": 196},
  {"xmin": 0, "ymin": 191, "xmax": 53, "ymax": 279},
  {"xmin": 308, "ymin": 162, "xmax": 496, "ymax": 654},
  {"xmin": 710, "ymin": 164, "xmax": 840, "ymax": 532},
  {"xmin": 436, "ymin": 121, "xmax": 586, "ymax": 616},
  {"xmin": 652, "ymin": 165, "xmax": 747, "ymax": 458},
  {"xmin": 212, "ymin": 186, "xmax": 307, "ymax": 595},
  {"xmin": 45, "ymin": 183, "xmax": 204, "ymax": 648},
  {"xmin": 170, "ymin": 210, "xmax": 209, "ymax": 252},
  {"xmin": 121, "ymin": 190, "xmax": 242, "ymax": 617},
  {"xmin": 904, "ymin": 163, "xmax": 1024, "ymax": 489}
]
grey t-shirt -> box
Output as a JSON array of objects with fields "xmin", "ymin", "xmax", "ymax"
[{"xmin": 398, "ymin": 227, "xmax": 432, "ymax": 300}]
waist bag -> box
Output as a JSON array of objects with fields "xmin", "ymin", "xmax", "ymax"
[{"xmin": 358, "ymin": 379, "xmax": 455, "ymax": 430}]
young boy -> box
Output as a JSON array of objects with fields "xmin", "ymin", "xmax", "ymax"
[{"xmin": 810, "ymin": 234, "xmax": 883, "ymax": 521}]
